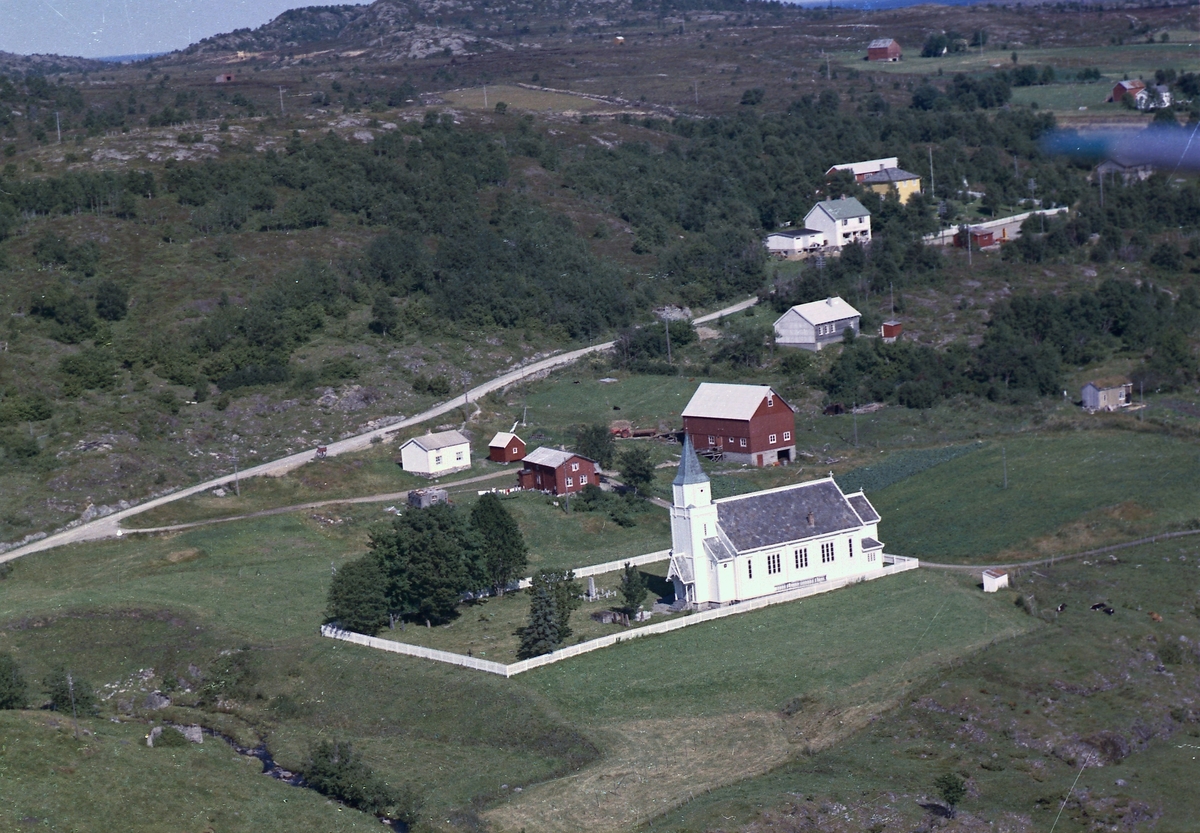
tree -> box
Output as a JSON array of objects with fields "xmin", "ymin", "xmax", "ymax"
[
  {"xmin": 470, "ymin": 492, "xmax": 528, "ymax": 594},
  {"xmin": 574, "ymin": 423, "xmax": 615, "ymax": 468},
  {"xmin": 517, "ymin": 584, "xmax": 560, "ymax": 659},
  {"xmin": 43, "ymin": 668, "xmax": 97, "ymax": 716},
  {"xmin": 94, "ymin": 280, "xmax": 128, "ymax": 321},
  {"xmin": 618, "ymin": 563, "xmax": 648, "ymax": 616},
  {"xmin": 617, "ymin": 446, "xmax": 655, "ymax": 494},
  {"xmin": 368, "ymin": 504, "xmax": 483, "ymax": 626},
  {"xmin": 325, "ymin": 556, "xmax": 390, "ymax": 635},
  {"xmin": 370, "ymin": 289, "xmax": 399, "ymax": 336},
  {"xmin": 303, "ymin": 739, "xmax": 420, "ymax": 821},
  {"xmin": 934, "ymin": 773, "xmax": 966, "ymax": 818},
  {"xmin": 0, "ymin": 653, "xmax": 26, "ymax": 709},
  {"xmin": 527, "ymin": 570, "xmax": 582, "ymax": 645}
]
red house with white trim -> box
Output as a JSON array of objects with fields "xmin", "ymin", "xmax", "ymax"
[
  {"xmin": 517, "ymin": 448, "xmax": 598, "ymax": 495},
  {"xmin": 682, "ymin": 383, "xmax": 796, "ymax": 466},
  {"xmin": 488, "ymin": 431, "xmax": 526, "ymax": 463}
]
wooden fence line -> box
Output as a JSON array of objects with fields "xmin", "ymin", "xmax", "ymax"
[{"xmin": 322, "ymin": 556, "xmax": 920, "ymax": 677}]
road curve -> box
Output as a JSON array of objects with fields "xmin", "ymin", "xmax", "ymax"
[{"xmin": 1, "ymin": 296, "xmax": 758, "ymax": 563}]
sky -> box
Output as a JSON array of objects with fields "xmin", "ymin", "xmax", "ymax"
[{"xmin": 0, "ymin": 0, "xmax": 372, "ymax": 59}]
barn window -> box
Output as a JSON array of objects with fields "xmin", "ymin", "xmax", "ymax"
[
  {"xmin": 795, "ymin": 547, "xmax": 808, "ymax": 568},
  {"xmin": 512, "ymin": 445, "xmax": 519, "ymax": 454},
  {"xmin": 565, "ymin": 476, "xmax": 573, "ymax": 488},
  {"xmin": 740, "ymin": 438, "xmax": 747, "ymax": 448},
  {"xmin": 708, "ymin": 435, "xmax": 714, "ymax": 445},
  {"xmin": 768, "ymin": 434, "xmax": 777, "ymax": 444},
  {"xmin": 867, "ymin": 551, "xmax": 876, "ymax": 563},
  {"xmin": 821, "ymin": 542, "xmax": 835, "ymax": 563},
  {"xmin": 783, "ymin": 431, "xmax": 792, "ymax": 441},
  {"xmin": 455, "ymin": 451, "xmax": 464, "ymax": 461}
]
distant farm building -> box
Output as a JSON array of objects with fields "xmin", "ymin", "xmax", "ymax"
[
  {"xmin": 1082, "ymin": 380, "xmax": 1133, "ymax": 412},
  {"xmin": 681, "ymin": 383, "xmax": 796, "ymax": 466},
  {"xmin": 860, "ymin": 167, "xmax": 922, "ymax": 204},
  {"xmin": 982, "ymin": 569, "xmax": 1009, "ymax": 593},
  {"xmin": 774, "ymin": 296, "xmax": 862, "ymax": 351},
  {"xmin": 215, "ymin": 73, "xmax": 236, "ymax": 83},
  {"xmin": 1095, "ymin": 157, "xmax": 1155, "ymax": 183},
  {"xmin": 955, "ymin": 226, "xmax": 995, "ymax": 248},
  {"xmin": 764, "ymin": 228, "xmax": 827, "ymax": 258},
  {"xmin": 867, "ymin": 38, "xmax": 902, "ymax": 62},
  {"xmin": 407, "ymin": 488, "xmax": 449, "ymax": 509},
  {"xmin": 488, "ymin": 431, "xmax": 526, "ymax": 463},
  {"xmin": 399, "ymin": 430, "xmax": 472, "ymax": 476},
  {"xmin": 804, "ymin": 196, "xmax": 872, "ymax": 248},
  {"xmin": 1108, "ymin": 79, "xmax": 1145, "ymax": 104},
  {"xmin": 667, "ymin": 437, "xmax": 892, "ymax": 609},
  {"xmin": 880, "ymin": 320, "xmax": 903, "ymax": 343},
  {"xmin": 826, "ymin": 157, "xmax": 900, "ymax": 182},
  {"xmin": 517, "ymin": 448, "xmax": 597, "ymax": 495}
]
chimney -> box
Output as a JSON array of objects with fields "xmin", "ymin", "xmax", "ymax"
[
  {"xmin": 826, "ymin": 297, "xmax": 834, "ymax": 306},
  {"xmin": 806, "ymin": 511, "xmax": 815, "ymax": 528}
]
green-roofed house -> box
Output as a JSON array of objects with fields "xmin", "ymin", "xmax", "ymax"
[{"xmin": 804, "ymin": 196, "xmax": 872, "ymax": 249}]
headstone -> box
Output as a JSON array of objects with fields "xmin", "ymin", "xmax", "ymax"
[{"xmin": 587, "ymin": 576, "xmax": 597, "ymax": 600}]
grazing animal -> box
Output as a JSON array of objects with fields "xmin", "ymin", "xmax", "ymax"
[
  {"xmin": 1103, "ymin": 607, "xmax": 1115, "ymax": 615},
  {"xmin": 1057, "ymin": 603, "xmax": 1067, "ymax": 613},
  {"xmin": 1091, "ymin": 602, "xmax": 1107, "ymax": 611},
  {"xmin": 1150, "ymin": 611, "xmax": 1163, "ymax": 622}
]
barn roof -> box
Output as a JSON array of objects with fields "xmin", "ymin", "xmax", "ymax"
[
  {"xmin": 403, "ymin": 429, "xmax": 470, "ymax": 451},
  {"xmin": 715, "ymin": 477, "xmax": 864, "ymax": 552},
  {"xmin": 681, "ymin": 383, "xmax": 790, "ymax": 421},
  {"xmin": 780, "ymin": 296, "xmax": 861, "ymax": 327},
  {"xmin": 868, "ymin": 38, "xmax": 897, "ymax": 49},
  {"xmin": 826, "ymin": 158, "xmax": 898, "ymax": 178},
  {"xmin": 489, "ymin": 431, "xmax": 522, "ymax": 448},
  {"xmin": 522, "ymin": 447, "xmax": 590, "ymax": 469}
]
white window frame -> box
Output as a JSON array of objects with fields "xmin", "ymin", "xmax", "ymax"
[
  {"xmin": 565, "ymin": 476, "xmax": 573, "ymax": 488},
  {"xmin": 795, "ymin": 547, "xmax": 808, "ymax": 568},
  {"xmin": 768, "ymin": 434, "xmax": 777, "ymax": 444},
  {"xmin": 571, "ymin": 462, "xmax": 579, "ymax": 472},
  {"xmin": 455, "ymin": 450, "xmax": 464, "ymax": 461},
  {"xmin": 740, "ymin": 438, "xmax": 747, "ymax": 448},
  {"xmin": 821, "ymin": 542, "xmax": 835, "ymax": 563},
  {"xmin": 580, "ymin": 474, "xmax": 588, "ymax": 485},
  {"xmin": 783, "ymin": 431, "xmax": 791, "ymax": 441},
  {"xmin": 848, "ymin": 538, "xmax": 853, "ymax": 558},
  {"xmin": 708, "ymin": 435, "xmax": 715, "ymax": 445},
  {"xmin": 747, "ymin": 559, "xmax": 753, "ymax": 579},
  {"xmin": 767, "ymin": 553, "xmax": 781, "ymax": 575},
  {"xmin": 434, "ymin": 454, "xmax": 443, "ymax": 465}
]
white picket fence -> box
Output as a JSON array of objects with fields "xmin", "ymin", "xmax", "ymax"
[
  {"xmin": 514, "ymin": 549, "xmax": 671, "ymax": 589},
  {"xmin": 321, "ymin": 554, "xmax": 920, "ymax": 677}
]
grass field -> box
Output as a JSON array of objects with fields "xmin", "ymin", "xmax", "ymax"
[
  {"xmin": 644, "ymin": 540, "xmax": 1200, "ymax": 832},
  {"xmin": 443, "ymin": 84, "xmax": 611, "ymax": 112}
]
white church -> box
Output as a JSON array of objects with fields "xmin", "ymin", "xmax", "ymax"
[{"xmin": 667, "ymin": 437, "xmax": 889, "ymax": 609}]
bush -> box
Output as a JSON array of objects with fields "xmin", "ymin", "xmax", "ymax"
[
  {"xmin": 0, "ymin": 653, "xmax": 27, "ymax": 709},
  {"xmin": 43, "ymin": 668, "xmax": 98, "ymax": 715},
  {"xmin": 59, "ymin": 349, "xmax": 117, "ymax": 394},
  {"xmin": 303, "ymin": 739, "xmax": 420, "ymax": 820},
  {"xmin": 325, "ymin": 556, "xmax": 389, "ymax": 635},
  {"xmin": 154, "ymin": 726, "xmax": 191, "ymax": 747}
]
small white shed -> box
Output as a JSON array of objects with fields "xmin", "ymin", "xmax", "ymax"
[
  {"xmin": 774, "ymin": 296, "xmax": 861, "ymax": 351},
  {"xmin": 982, "ymin": 569, "xmax": 1009, "ymax": 593},
  {"xmin": 765, "ymin": 229, "xmax": 827, "ymax": 258},
  {"xmin": 399, "ymin": 430, "xmax": 472, "ymax": 476}
]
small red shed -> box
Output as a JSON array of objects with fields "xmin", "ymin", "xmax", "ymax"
[
  {"xmin": 955, "ymin": 227, "xmax": 995, "ymax": 248},
  {"xmin": 517, "ymin": 447, "xmax": 597, "ymax": 495},
  {"xmin": 488, "ymin": 431, "xmax": 526, "ymax": 464},
  {"xmin": 867, "ymin": 38, "xmax": 902, "ymax": 62},
  {"xmin": 880, "ymin": 320, "xmax": 903, "ymax": 343}
]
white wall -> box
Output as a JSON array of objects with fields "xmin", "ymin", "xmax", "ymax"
[{"xmin": 400, "ymin": 441, "xmax": 471, "ymax": 475}]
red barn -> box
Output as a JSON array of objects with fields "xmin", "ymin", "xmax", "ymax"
[
  {"xmin": 488, "ymin": 431, "xmax": 526, "ymax": 463},
  {"xmin": 867, "ymin": 38, "xmax": 902, "ymax": 62},
  {"xmin": 955, "ymin": 226, "xmax": 995, "ymax": 248},
  {"xmin": 1109, "ymin": 79, "xmax": 1145, "ymax": 103},
  {"xmin": 517, "ymin": 448, "xmax": 598, "ymax": 495},
  {"xmin": 682, "ymin": 383, "xmax": 796, "ymax": 466}
]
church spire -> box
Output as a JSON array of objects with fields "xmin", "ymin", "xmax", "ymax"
[{"xmin": 673, "ymin": 435, "xmax": 709, "ymax": 487}]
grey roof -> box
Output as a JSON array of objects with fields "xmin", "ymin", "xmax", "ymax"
[
  {"xmin": 847, "ymin": 493, "xmax": 880, "ymax": 524},
  {"xmin": 704, "ymin": 537, "xmax": 737, "ymax": 562},
  {"xmin": 489, "ymin": 431, "xmax": 522, "ymax": 448},
  {"xmin": 768, "ymin": 228, "xmax": 825, "ymax": 238},
  {"xmin": 861, "ymin": 536, "xmax": 883, "ymax": 550},
  {"xmin": 813, "ymin": 196, "xmax": 871, "ymax": 221},
  {"xmin": 673, "ymin": 436, "xmax": 710, "ymax": 487},
  {"xmin": 671, "ymin": 554, "xmax": 695, "ymax": 583},
  {"xmin": 860, "ymin": 167, "xmax": 920, "ymax": 184},
  {"xmin": 523, "ymin": 447, "xmax": 586, "ymax": 469},
  {"xmin": 868, "ymin": 38, "xmax": 897, "ymax": 49},
  {"xmin": 715, "ymin": 478, "xmax": 863, "ymax": 552},
  {"xmin": 403, "ymin": 429, "xmax": 470, "ymax": 452},
  {"xmin": 682, "ymin": 382, "xmax": 789, "ymax": 421}
]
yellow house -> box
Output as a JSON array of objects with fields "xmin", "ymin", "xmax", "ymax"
[{"xmin": 860, "ymin": 167, "xmax": 922, "ymax": 204}]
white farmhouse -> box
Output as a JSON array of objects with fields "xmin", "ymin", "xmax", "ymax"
[
  {"xmin": 399, "ymin": 429, "xmax": 472, "ymax": 476},
  {"xmin": 774, "ymin": 296, "xmax": 861, "ymax": 351},
  {"xmin": 765, "ymin": 228, "xmax": 827, "ymax": 258},
  {"xmin": 667, "ymin": 437, "xmax": 889, "ymax": 609},
  {"xmin": 804, "ymin": 197, "xmax": 872, "ymax": 248}
]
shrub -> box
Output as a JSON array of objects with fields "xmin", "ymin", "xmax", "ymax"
[
  {"xmin": 154, "ymin": 726, "xmax": 190, "ymax": 747},
  {"xmin": 43, "ymin": 668, "xmax": 98, "ymax": 715},
  {"xmin": 303, "ymin": 739, "xmax": 420, "ymax": 821},
  {"xmin": 0, "ymin": 653, "xmax": 27, "ymax": 709}
]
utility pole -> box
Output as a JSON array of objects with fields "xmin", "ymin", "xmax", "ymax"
[
  {"xmin": 233, "ymin": 453, "xmax": 241, "ymax": 497},
  {"xmin": 68, "ymin": 672, "xmax": 79, "ymax": 740},
  {"xmin": 693, "ymin": 80, "xmax": 699, "ymax": 106},
  {"xmin": 852, "ymin": 402, "xmax": 858, "ymax": 447},
  {"xmin": 278, "ymin": 86, "xmax": 286, "ymax": 115},
  {"xmin": 483, "ymin": 85, "xmax": 488, "ymax": 108},
  {"xmin": 928, "ymin": 145, "xmax": 935, "ymax": 198},
  {"xmin": 664, "ymin": 318, "xmax": 672, "ymax": 365},
  {"xmin": 1002, "ymin": 446, "xmax": 1008, "ymax": 489},
  {"xmin": 55, "ymin": 111, "xmax": 61, "ymax": 144}
]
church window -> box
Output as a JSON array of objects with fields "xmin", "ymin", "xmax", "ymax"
[
  {"xmin": 747, "ymin": 560, "xmax": 753, "ymax": 579},
  {"xmin": 821, "ymin": 542, "xmax": 835, "ymax": 563},
  {"xmin": 795, "ymin": 547, "xmax": 808, "ymax": 568},
  {"xmin": 767, "ymin": 553, "xmax": 781, "ymax": 575},
  {"xmin": 848, "ymin": 539, "xmax": 853, "ymax": 558},
  {"xmin": 867, "ymin": 551, "xmax": 876, "ymax": 563}
]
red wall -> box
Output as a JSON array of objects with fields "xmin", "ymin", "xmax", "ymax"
[
  {"xmin": 684, "ymin": 396, "xmax": 795, "ymax": 456},
  {"xmin": 518, "ymin": 455, "xmax": 596, "ymax": 495},
  {"xmin": 489, "ymin": 438, "xmax": 526, "ymax": 463}
]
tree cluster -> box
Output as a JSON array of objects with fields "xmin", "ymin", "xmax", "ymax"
[{"xmin": 518, "ymin": 570, "xmax": 583, "ymax": 658}]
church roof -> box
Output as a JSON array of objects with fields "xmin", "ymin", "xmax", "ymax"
[
  {"xmin": 715, "ymin": 478, "xmax": 863, "ymax": 552},
  {"xmin": 704, "ymin": 537, "xmax": 737, "ymax": 562},
  {"xmin": 847, "ymin": 492, "xmax": 880, "ymax": 524},
  {"xmin": 673, "ymin": 435, "xmax": 710, "ymax": 486},
  {"xmin": 861, "ymin": 537, "xmax": 883, "ymax": 550}
]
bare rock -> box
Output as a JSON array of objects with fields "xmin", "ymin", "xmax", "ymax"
[{"xmin": 143, "ymin": 692, "xmax": 171, "ymax": 710}]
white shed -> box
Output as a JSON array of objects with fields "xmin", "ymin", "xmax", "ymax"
[
  {"xmin": 399, "ymin": 430, "xmax": 472, "ymax": 476},
  {"xmin": 774, "ymin": 296, "xmax": 861, "ymax": 351},
  {"xmin": 765, "ymin": 229, "xmax": 827, "ymax": 258},
  {"xmin": 982, "ymin": 569, "xmax": 1009, "ymax": 593}
]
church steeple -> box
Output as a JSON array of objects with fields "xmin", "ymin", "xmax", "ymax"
[
  {"xmin": 669, "ymin": 435, "xmax": 718, "ymax": 608},
  {"xmin": 673, "ymin": 435, "xmax": 709, "ymax": 488}
]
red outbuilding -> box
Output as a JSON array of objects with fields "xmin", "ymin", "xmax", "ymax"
[
  {"xmin": 681, "ymin": 383, "xmax": 796, "ymax": 466},
  {"xmin": 955, "ymin": 226, "xmax": 995, "ymax": 248},
  {"xmin": 517, "ymin": 448, "xmax": 598, "ymax": 495},
  {"xmin": 488, "ymin": 431, "xmax": 526, "ymax": 463},
  {"xmin": 867, "ymin": 38, "xmax": 902, "ymax": 62},
  {"xmin": 1109, "ymin": 79, "xmax": 1145, "ymax": 103}
]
